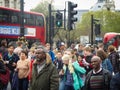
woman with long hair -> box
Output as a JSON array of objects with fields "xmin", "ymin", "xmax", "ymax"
[
  {"xmin": 96, "ymin": 50, "xmax": 113, "ymax": 74},
  {"xmin": 59, "ymin": 49, "xmax": 86, "ymax": 90}
]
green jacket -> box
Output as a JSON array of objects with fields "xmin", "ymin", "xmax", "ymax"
[
  {"xmin": 29, "ymin": 59, "xmax": 59, "ymax": 90},
  {"xmin": 72, "ymin": 61, "xmax": 86, "ymax": 90},
  {"xmin": 63, "ymin": 61, "xmax": 86, "ymax": 90}
]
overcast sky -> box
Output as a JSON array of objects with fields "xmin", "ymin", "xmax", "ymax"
[{"xmin": 24, "ymin": 0, "xmax": 120, "ymax": 11}]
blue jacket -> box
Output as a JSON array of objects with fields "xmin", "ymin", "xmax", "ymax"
[
  {"xmin": 48, "ymin": 50, "xmax": 55, "ymax": 62},
  {"xmin": 102, "ymin": 58, "xmax": 113, "ymax": 74}
]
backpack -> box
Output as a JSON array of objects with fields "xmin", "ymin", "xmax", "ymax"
[{"xmin": 0, "ymin": 67, "xmax": 10, "ymax": 85}]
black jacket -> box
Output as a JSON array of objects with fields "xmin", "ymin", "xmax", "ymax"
[
  {"xmin": 110, "ymin": 72, "xmax": 120, "ymax": 90},
  {"xmin": 0, "ymin": 60, "xmax": 6, "ymax": 88},
  {"xmin": 108, "ymin": 51, "xmax": 119, "ymax": 73},
  {"xmin": 3, "ymin": 53, "xmax": 19, "ymax": 71},
  {"xmin": 0, "ymin": 60, "xmax": 6, "ymax": 74},
  {"xmin": 84, "ymin": 68, "xmax": 112, "ymax": 90}
]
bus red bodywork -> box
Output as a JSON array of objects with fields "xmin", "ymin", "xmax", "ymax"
[
  {"xmin": 0, "ymin": 7, "xmax": 46, "ymax": 45},
  {"xmin": 103, "ymin": 32, "xmax": 120, "ymax": 48}
]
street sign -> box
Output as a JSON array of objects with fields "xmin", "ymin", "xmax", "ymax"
[{"xmin": 80, "ymin": 36, "xmax": 89, "ymax": 44}]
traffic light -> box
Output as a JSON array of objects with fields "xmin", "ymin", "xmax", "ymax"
[
  {"xmin": 94, "ymin": 24, "xmax": 101, "ymax": 36},
  {"xmin": 56, "ymin": 12, "xmax": 63, "ymax": 27},
  {"xmin": 68, "ymin": 1, "xmax": 78, "ymax": 30}
]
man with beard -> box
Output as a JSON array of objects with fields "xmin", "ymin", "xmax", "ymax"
[
  {"xmin": 29, "ymin": 45, "xmax": 59, "ymax": 90},
  {"xmin": 84, "ymin": 56, "xmax": 112, "ymax": 90}
]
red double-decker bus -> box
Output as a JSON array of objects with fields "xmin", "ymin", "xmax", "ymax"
[
  {"xmin": 103, "ymin": 32, "xmax": 120, "ymax": 49},
  {"xmin": 0, "ymin": 7, "xmax": 46, "ymax": 46}
]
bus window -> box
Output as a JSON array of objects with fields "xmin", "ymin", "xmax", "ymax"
[
  {"xmin": 24, "ymin": 13, "xmax": 29, "ymax": 25},
  {"xmin": 24, "ymin": 14, "xmax": 27, "ymax": 25},
  {"xmin": 11, "ymin": 15, "xmax": 18, "ymax": 23},
  {"xmin": 36, "ymin": 15, "xmax": 44, "ymax": 26},
  {"xmin": 28, "ymin": 14, "xmax": 35, "ymax": 26},
  {"xmin": 11, "ymin": 12, "xmax": 19, "ymax": 24},
  {"xmin": 27, "ymin": 18, "xmax": 35, "ymax": 26},
  {"xmin": 0, "ymin": 10, "xmax": 3, "ymax": 22},
  {"xmin": 0, "ymin": 15, "xmax": 2, "ymax": 22},
  {"xmin": 2, "ymin": 15, "xmax": 9, "ymax": 22},
  {"xmin": 0, "ymin": 14, "xmax": 8, "ymax": 23},
  {"xmin": 24, "ymin": 13, "xmax": 35, "ymax": 26},
  {"xmin": 2, "ymin": 10, "xmax": 10, "ymax": 23}
]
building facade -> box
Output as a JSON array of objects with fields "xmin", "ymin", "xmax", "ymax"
[
  {"xmin": 0, "ymin": 0, "xmax": 20, "ymax": 9},
  {"xmin": 90, "ymin": 0, "xmax": 115, "ymax": 11}
]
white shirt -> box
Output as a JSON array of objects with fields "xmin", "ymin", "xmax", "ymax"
[{"xmin": 93, "ymin": 68, "xmax": 102, "ymax": 74}]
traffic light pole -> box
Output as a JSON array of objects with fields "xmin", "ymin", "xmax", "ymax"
[
  {"xmin": 49, "ymin": 4, "xmax": 52, "ymax": 45},
  {"xmin": 48, "ymin": 2, "xmax": 77, "ymax": 46},
  {"xmin": 48, "ymin": 4, "xmax": 67, "ymax": 46},
  {"xmin": 68, "ymin": 30, "xmax": 70, "ymax": 47},
  {"xmin": 91, "ymin": 15, "xmax": 100, "ymax": 45},
  {"xmin": 20, "ymin": 0, "xmax": 24, "ymax": 36},
  {"xmin": 91, "ymin": 15, "xmax": 94, "ymax": 45},
  {"xmin": 51, "ymin": 16, "xmax": 54, "ymax": 42},
  {"xmin": 46, "ymin": 16, "xmax": 49, "ymax": 43},
  {"xmin": 64, "ymin": 9, "xmax": 66, "ymax": 30}
]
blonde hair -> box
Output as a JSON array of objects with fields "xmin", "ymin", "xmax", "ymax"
[
  {"xmin": 68, "ymin": 59, "xmax": 74, "ymax": 73},
  {"xmin": 46, "ymin": 53, "xmax": 52, "ymax": 63},
  {"xmin": 62, "ymin": 54, "xmax": 70, "ymax": 61},
  {"xmin": 83, "ymin": 46, "xmax": 92, "ymax": 52},
  {"xmin": 62, "ymin": 49, "xmax": 75, "ymax": 73},
  {"xmin": 62, "ymin": 55, "xmax": 74, "ymax": 74}
]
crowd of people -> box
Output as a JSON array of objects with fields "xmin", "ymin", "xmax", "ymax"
[{"xmin": 0, "ymin": 39, "xmax": 120, "ymax": 90}]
